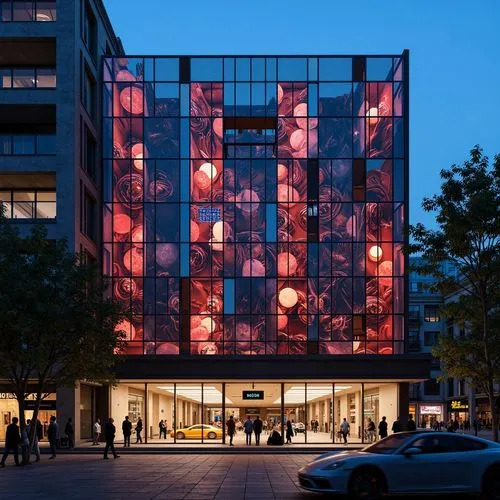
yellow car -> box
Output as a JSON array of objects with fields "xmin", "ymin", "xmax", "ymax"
[{"xmin": 170, "ymin": 424, "xmax": 222, "ymax": 440}]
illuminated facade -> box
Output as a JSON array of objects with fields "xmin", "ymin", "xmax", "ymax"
[{"xmin": 103, "ymin": 55, "xmax": 407, "ymax": 358}]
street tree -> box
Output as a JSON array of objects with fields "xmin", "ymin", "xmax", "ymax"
[
  {"xmin": 410, "ymin": 145, "xmax": 500, "ymax": 441},
  {"xmin": 0, "ymin": 215, "xmax": 129, "ymax": 461}
]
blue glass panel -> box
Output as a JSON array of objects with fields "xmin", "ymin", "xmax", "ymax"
[
  {"xmin": 236, "ymin": 57, "xmax": 250, "ymax": 81},
  {"xmin": 266, "ymin": 203, "xmax": 277, "ymax": 242},
  {"xmin": 191, "ymin": 58, "xmax": 223, "ymax": 81},
  {"xmin": 180, "ymin": 243, "xmax": 189, "ymax": 276},
  {"xmin": 224, "ymin": 58, "xmax": 235, "ymax": 81},
  {"xmin": 180, "ymin": 160, "xmax": 189, "ymax": 202},
  {"xmin": 278, "ymin": 57, "xmax": 307, "ymax": 80},
  {"xmin": 266, "ymin": 58, "xmax": 276, "ymax": 80},
  {"xmin": 251, "ymin": 58, "xmax": 265, "ymax": 80},
  {"xmin": 180, "ymin": 84, "xmax": 189, "ymax": 116},
  {"xmin": 366, "ymin": 57, "xmax": 393, "ymax": 81},
  {"xmin": 224, "ymin": 279, "xmax": 235, "ymax": 314},
  {"xmin": 308, "ymin": 57, "xmax": 318, "ymax": 80},
  {"xmin": 155, "ymin": 58, "xmax": 179, "ymax": 81},
  {"xmin": 180, "ymin": 203, "xmax": 189, "ymax": 242},
  {"xmin": 180, "ymin": 118, "xmax": 189, "ymax": 158},
  {"xmin": 308, "ymin": 83, "xmax": 318, "ymax": 116},
  {"xmin": 319, "ymin": 58, "xmax": 352, "ymax": 81}
]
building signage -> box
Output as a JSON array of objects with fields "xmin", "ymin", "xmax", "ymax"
[
  {"xmin": 448, "ymin": 400, "xmax": 469, "ymax": 412},
  {"xmin": 242, "ymin": 391, "xmax": 264, "ymax": 400},
  {"xmin": 244, "ymin": 408, "xmax": 260, "ymax": 415},
  {"xmin": 420, "ymin": 404, "xmax": 442, "ymax": 415},
  {"xmin": 24, "ymin": 400, "xmax": 57, "ymax": 411}
]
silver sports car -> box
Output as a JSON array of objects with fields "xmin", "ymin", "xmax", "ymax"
[{"xmin": 298, "ymin": 431, "xmax": 500, "ymax": 499}]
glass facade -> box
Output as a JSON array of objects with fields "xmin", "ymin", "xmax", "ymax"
[{"xmin": 103, "ymin": 55, "xmax": 407, "ymax": 356}]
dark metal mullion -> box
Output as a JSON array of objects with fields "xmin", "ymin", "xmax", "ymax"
[
  {"xmin": 332, "ymin": 382, "xmax": 335, "ymax": 444},
  {"xmin": 201, "ymin": 382, "xmax": 204, "ymax": 444}
]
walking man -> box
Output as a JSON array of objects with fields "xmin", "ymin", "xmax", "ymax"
[
  {"xmin": 122, "ymin": 416, "xmax": 132, "ymax": 447},
  {"xmin": 0, "ymin": 417, "xmax": 21, "ymax": 467},
  {"xmin": 93, "ymin": 418, "xmax": 101, "ymax": 445},
  {"xmin": 340, "ymin": 418, "xmax": 350, "ymax": 444},
  {"xmin": 47, "ymin": 415, "xmax": 58, "ymax": 459},
  {"xmin": 378, "ymin": 416, "xmax": 388, "ymax": 440},
  {"xmin": 226, "ymin": 415, "xmax": 236, "ymax": 446},
  {"xmin": 135, "ymin": 417, "xmax": 143, "ymax": 444},
  {"xmin": 65, "ymin": 418, "xmax": 74, "ymax": 449},
  {"xmin": 253, "ymin": 415, "xmax": 263, "ymax": 446},
  {"xmin": 103, "ymin": 417, "xmax": 120, "ymax": 459},
  {"xmin": 243, "ymin": 416, "xmax": 253, "ymax": 445}
]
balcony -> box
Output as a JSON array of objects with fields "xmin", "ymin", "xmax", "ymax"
[
  {"xmin": 1, "ymin": 1, "xmax": 56, "ymax": 22},
  {"xmin": 1, "ymin": 67, "xmax": 56, "ymax": 89}
]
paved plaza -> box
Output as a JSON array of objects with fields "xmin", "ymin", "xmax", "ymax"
[{"xmin": 1, "ymin": 454, "xmax": 319, "ymax": 500}]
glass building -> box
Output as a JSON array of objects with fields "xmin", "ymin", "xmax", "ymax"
[{"xmin": 102, "ymin": 53, "xmax": 430, "ymax": 445}]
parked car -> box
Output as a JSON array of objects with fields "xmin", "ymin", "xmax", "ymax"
[
  {"xmin": 292, "ymin": 422, "xmax": 306, "ymax": 434},
  {"xmin": 170, "ymin": 424, "xmax": 222, "ymax": 440},
  {"xmin": 298, "ymin": 431, "xmax": 500, "ymax": 499}
]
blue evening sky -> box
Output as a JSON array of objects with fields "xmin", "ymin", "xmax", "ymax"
[{"xmin": 104, "ymin": 0, "xmax": 500, "ymax": 228}]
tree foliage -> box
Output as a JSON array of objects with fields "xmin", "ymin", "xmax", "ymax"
[
  {"xmin": 409, "ymin": 145, "xmax": 500, "ymax": 440},
  {"xmin": 0, "ymin": 214, "xmax": 129, "ymax": 459}
]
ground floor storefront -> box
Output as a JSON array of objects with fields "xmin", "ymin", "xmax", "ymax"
[{"xmin": 110, "ymin": 380, "xmax": 403, "ymax": 446}]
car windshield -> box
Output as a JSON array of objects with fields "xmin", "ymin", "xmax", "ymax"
[{"xmin": 363, "ymin": 433, "xmax": 414, "ymax": 454}]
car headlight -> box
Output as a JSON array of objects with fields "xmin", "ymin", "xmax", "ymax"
[{"xmin": 321, "ymin": 460, "xmax": 346, "ymax": 471}]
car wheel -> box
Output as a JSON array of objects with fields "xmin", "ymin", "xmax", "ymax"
[
  {"xmin": 207, "ymin": 432, "xmax": 216, "ymax": 439},
  {"xmin": 349, "ymin": 468, "xmax": 386, "ymax": 500},
  {"xmin": 483, "ymin": 466, "xmax": 500, "ymax": 500},
  {"xmin": 176, "ymin": 432, "xmax": 185, "ymax": 440}
]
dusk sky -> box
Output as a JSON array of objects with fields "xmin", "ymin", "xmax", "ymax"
[{"xmin": 104, "ymin": 0, "xmax": 500, "ymax": 228}]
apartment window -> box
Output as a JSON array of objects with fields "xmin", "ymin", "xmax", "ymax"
[
  {"xmin": 1, "ymin": 1, "xmax": 56, "ymax": 21},
  {"xmin": 408, "ymin": 330, "xmax": 420, "ymax": 351},
  {"xmin": 82, "ymin": 1, "xmax": 97, "ymax": 61},
  {"xmin": 408, "ymin": 304, "xmax": 420, "ymax": 320},
  {"xmin": 82, "ymin": 67, "xmax": 96, "ymax": 118},
  {"xmin": 424, "ymin": 378, "xmax": 440, "ymax": 396},
  {"xmin": 0, "ymin": 189, "xmax": 56, "ymax": 219},
  {"xmin": 82, "ymin": 190, "xmax": 96, "ymax": 241},
  {"xmin": 410, "ymin": 281, "xmax": 423, "ymax": 293},
  {"xmin": 424, "ymin": 331, "xmax": 439, "ymax": 347},
  {"xmin": 458, "ymin": 379, "xmax": 466, "ymax": 396},
  {"xmin": 83, "ymin": 125, "xmax": 97, "ymax": 181},
  {"xmin": 0, "ymin": 134, "xmax": 56, "ymax": 155},
  {"xmin": 448, "ymin": 378, "xmax": 454, "ymax": 398},
  {"xmin": 1, "ymin": 67, "xmax": 57, "ymax": 88},
  {"xmin": 424, "ymin": 305, "xmax": 440, "ymax": 322}
]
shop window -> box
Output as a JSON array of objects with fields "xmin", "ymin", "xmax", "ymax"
[
  {"xmin": 424, "ymin": 331, "xmax": 439, "ymax": 347},
  {"xmin": 424, "ymin": 378, "xmax": 440, "ymax": 396},
  {"xmin": 424, "ymin": 305, "xmax": 440, "ymax": 322}
]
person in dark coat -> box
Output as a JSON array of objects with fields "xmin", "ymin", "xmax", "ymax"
[
  {"xmin": 226, "ymin": 415, "xmax": 236, "ymax": 446},
  {"xmin": 103, "ymin": 417, "xmax": 120, "ymax": 459},
  {"xmin": 407, "ymin": 415, "xmax": 416, "ymax": 431},
  {"xmin": 243, "ymin": 416, "xmax": 253, "ymax": 445},
  {"xmin": 392, "ymin": 416, "xmax": 401, "ymax": 433},
  {"xmin": 286, "ymin": 420, "xmax": 294, "ymax": 444},
  {"xmin": 122, "ymin": 416, "xmax": 132, "ymax": 447},
  {"xmin": 253, "ymin": 416, "xmax": 263, "ymax": 446},
  {"xmin": 378, "ymin": 416, "xmax": 388, "ymax": 439},
  {"xmin": 65, "ymin": 418, "xmax": 74, "ymax": 449},
  {"xmin": 0, "ymin": 417, "xmax": 21, "ymax": 467},
  {"xmin": 47, "ymin": 415, "xmax": 58, "ymax": 459},
  {"xmin": 135, "ymin": 417, "xmax": 143, "ymax": 444}
]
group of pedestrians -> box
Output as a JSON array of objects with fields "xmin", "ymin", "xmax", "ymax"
[
  {"xmin": 227, "ymin": 415, "xmax": 264, "ymax": 446},
  {"xmin": 1, "ymin": 415, "xmax": 59, "ymax": 467}
]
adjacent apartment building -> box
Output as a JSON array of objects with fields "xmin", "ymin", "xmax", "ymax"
[{"xmin": 1, "ymin": 1, "xmax": 431, "ymax": 445}]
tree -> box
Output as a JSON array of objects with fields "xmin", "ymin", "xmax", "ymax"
[
  {"xmin": 410, "ymin": 145, "xmax": 500, "ymax": 441},
  {"xmin": 0, "ymin": 215, "xmax": 129, "ymax": 462}
]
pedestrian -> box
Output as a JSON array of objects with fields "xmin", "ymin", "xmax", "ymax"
[
  {"xmin": 286, "ymin": 420, "xmax": 294, "ymax": 444},
  {"xmin": 26, "ymin": 419, "xmax": 40, "ymax": 462},
  {"xmin": 93, "ymin": 418, "xmax": 101, "ymax": 445},
  {"xmin": 315, "ymin": 419, "xmax": 319, "ymax": 433},
  {"xmin": 103, "ymin": 417, "xmax": 120, "ymax": 459},
  {"xmin": 226, "ymin": 415, "xmax": 236, "ymax": 446},
  {"xmin": 159, "ymin": 420, "xmax": 167, "ymax": 439},
  {"xmin": 122, "ymin": 416, "xmax": 132, "ymax": 447},
  {"xmin": 253, "ymin": 415, "xmax": 263, "ymax": 446},
  {"xmin": 407, "ymin": 414, "xmax": 416, "ymax": 431},
  {"xmin": 340, "ymin": 418, "xmax": 350, "ymax": 444},
  {"xmin": 47, "ymin": 415, "xmax": 58, "ymax": 459},
  {"xmin": 310, "ymin": 419, "xmax": 314, "ymax": 432},
  {"xmin": 135, "ymin": 417, "xmax": 143, "ymax": 444},
  {"xmin": 35, "ymin": 419, "xmax": 43, "ymax": 459},
  {"xmin": 243, "ymin": 416, "xmax": 253, "ymax": 445},
  {"xmin": 65, "ymin": 418, "xmax": 74, "ymax": 449},
  {"xmin": 43, "ymin": 421, "xmax": 48, "ymax": 438},
  {"xmin": 473, "ymin": 419, "xmax": 479, "ymax": 436},
  {"xmin": 366, "ymin": 418, "xmax": 376, "ymax": 442},
  {"xmin": 0, "ymin": 416, "xmax": 21, "ymax": 467},
  {"xmin": 378, "ymin": 416, "xmax": 388, "ymax": 440},
  {"xmin": 421, "ymin": 418, "xmax": 427, "ymax": 429}
]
